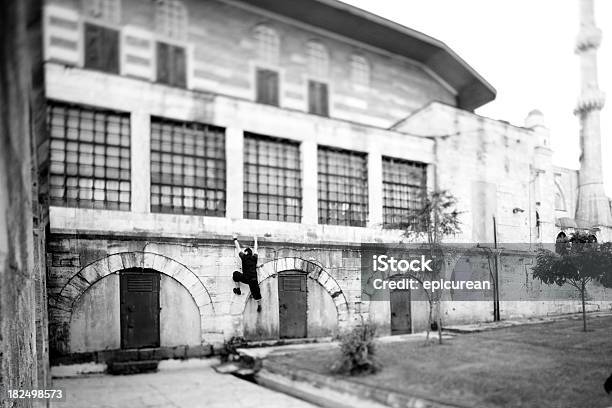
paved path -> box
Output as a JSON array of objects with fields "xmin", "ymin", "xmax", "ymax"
[{"xmin": 52, "ymin": 359, "xmax": 317, "ymax": 408}]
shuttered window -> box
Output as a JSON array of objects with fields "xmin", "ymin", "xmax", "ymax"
[
  {"xmin": 382, "ymin": 157, "xmax": 427, "ymax": 229},
  {"xmin": 150, "ymin": 117, "xmax": 226, "ymax": 216},
  {"xmin": 84, "ymin": 23, "xmax": 119, "ymax": 74},
  {"xmin": 156, "ymin": 42, "xmax": 186, "ymax": 88},
  {"xmin": 308, "ymin": 80, "xmax": 329, "ymax": 116},
  {"xmin": 48, "ymin": 101, "xmax": 131, "ymax": 210},
  {"xmin": 256, "ymin": 68, "xmax": 279, "ymax": 106},
  {"xmin": 318, "ymin": 146, "xmax": 368, "ymax": 226}
]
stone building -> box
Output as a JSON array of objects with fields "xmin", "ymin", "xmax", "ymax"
[{"xmin": 41, "ymin": 0, "xmax": 612, "ymax": 361}]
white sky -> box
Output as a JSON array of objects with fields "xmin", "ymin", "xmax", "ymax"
[{"xmin": 343, "ymin": 0, "xmax": 612, "ymax": 196}]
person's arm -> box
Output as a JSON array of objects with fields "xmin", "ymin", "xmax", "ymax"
[
  {"xmin": 233, "ymin": 235, "xmax": 242, "ymax": 253},
  {"xmin": 253, "ymin": 235, "xmax": 258, "ymax": 255}
]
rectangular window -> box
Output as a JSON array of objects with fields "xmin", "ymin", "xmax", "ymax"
[
  {"xmin": 382, "ymin": 157, "xmax": 427, "ymax": 229},
  {"xmin": 84, "ymin": 23, "xmax": 120, "ymax": 74},
  {"xmin": 244, "ymin": 133, "xmax": 301, "ymax": 222},
  {"xmin": 318, "ymin": 146, "xmax": 368, "ymax": 226},
  {"xmin": 156, "ymin": 41, "xmax": 186, "ymax": 88},
  {"xmin": 48, "ymin": 101, "xmax": 131, "ymax": 210},
  {"xmin": 150, "ymin": 118, "xmax": 226, "ymax": 216},
  {"xmin": 255, "ymin": 68, "xmax": 279, "ymax": 106},
  {"xmin": 308, "ymin": 80, "xmax": 329, "ymax": 116}
]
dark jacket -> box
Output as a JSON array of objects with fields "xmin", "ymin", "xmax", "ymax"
[{"xmin": 239, "ymin": 252, "xmax": 258, "ymax": 281}]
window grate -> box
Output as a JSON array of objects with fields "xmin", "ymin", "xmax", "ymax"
[
  {"xmin": 155, "ymin": 0, "xmax": 187, "ymax": 41},
  {"xmin": 82, "ymin": 0, "xmax": 121, "ymax": 24},
  {"xmin": 254, "ymin": 25, "xmax": 280, "ymax": 65},
  {"xmin": 307, "ymin": 41, "xmax": 329, "ymax": 77},
  {"xmin": 382, "ymin": 157, "xmax": 427, "ymax": 229},
  {"xmin": 244, "ymin": 133, "xmax": 301, "ymax": 222},
  {"xmin": 150, "ymin": 117, "xmax": 226, "ymax": 216},
  {"xmin": 48, "ymin": 101, "xmax": 131, "ymax": 210},
  {"xmin": 350, "ymin": 54, "xmax": 370, "ymax": 87},
  {"xmin": 317, "ymin": 146, "xmax": 368, "ymax": 227}
]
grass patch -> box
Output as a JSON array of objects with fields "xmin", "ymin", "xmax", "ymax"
[{"xmin": 269, "ymin": 315, "xmax": 612, "ymax": 407}]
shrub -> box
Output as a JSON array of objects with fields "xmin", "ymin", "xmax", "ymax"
[
  {"xmin": 330, "ymin": 324, "xmax": 381, "ymax": 376},
  {"xmin": 219, "ymin": 336, "xmax": 247, "ymax": 363}
]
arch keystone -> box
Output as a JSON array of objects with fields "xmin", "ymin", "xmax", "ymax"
[
  {"xmin": 106, "ymin": 254, "xmax": 124, "ymax": 273},
  {"xmin": 79, "ymin": 261, "xmax": 109, "ymax": 284}
]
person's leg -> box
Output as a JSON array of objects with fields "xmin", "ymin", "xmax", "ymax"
[
  {"xmin": 250, "ymin": 281, "xmax": 262, "ymax": 312},
  {"xmin": 232, "ymin": 271, "xmax": 243, "ymax": 295}
]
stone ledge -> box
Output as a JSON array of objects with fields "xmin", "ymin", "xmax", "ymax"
[
  {"xmin": 259, "ymin": 361, "xmax": 463, "ymax": 408},
  {"xmin": 50, "ymin": 344, "xmax": 214, "ymax": 366}
]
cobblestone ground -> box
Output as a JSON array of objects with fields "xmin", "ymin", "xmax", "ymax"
[{"xmin": 52, "ymin": 359, "xmax": 317, "ymax": 408}]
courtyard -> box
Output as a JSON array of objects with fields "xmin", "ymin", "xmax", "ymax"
[{"xmin": 52, "ymin": 359, "xmax": 317, "ymax": 408}]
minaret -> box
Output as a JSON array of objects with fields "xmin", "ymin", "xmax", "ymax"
[{"xmin": 574, "ymin": 0, "xmax": 612, "ymax": 226}]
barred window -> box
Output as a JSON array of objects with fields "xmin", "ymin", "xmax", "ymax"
[
  {"xmin": 254, "ymin": 25, "xmax": 280, "ymax": 65},
  {"xmin": 48, "ymin": 101, "xmax": 131, "ymax": 210},
  {"xmin": 307, "ymin": 41, "xmax": 329, "ymax": 78},
  {"xmin": 382, "ymin": 157, "xmax": 427, "ymax": 229},
  {"xmin": 350, "ymin": 54, "xmax": 370, "ymax": 86},
  {"xmin": 150, "ymin": 118, "xmax": 226, "ymax": 216},
  {"xmin": 155, "ymin": 0, "xmax": 187, "ymax": 40},
  {"xmin": 244, "ymin": 133, "xmax": 301, "ymax": 222},
  {"xmin": 318, "ymin": 146, "xmax": 368, "ymax": 226},
  {"xmin": 82, "ymin": 0, "xmax": 121, "ymax": 24}
]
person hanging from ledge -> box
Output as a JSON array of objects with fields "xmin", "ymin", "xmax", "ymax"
[{"xmin": 232, "ymin": 235, "xmax": 262, "ymax": 312}]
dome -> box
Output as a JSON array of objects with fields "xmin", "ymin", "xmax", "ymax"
[{"xmin": 525, "ymin": 109, "xmax": 546, "ymax": 128}]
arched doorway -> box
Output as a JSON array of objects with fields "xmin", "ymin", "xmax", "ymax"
[
  {"xmin": 69, "ymin": 267, "xmax": 202, "ymax": 352},
  {"xmin": 57, "ymin": 252, "xmax": 211, "ymax": 354},
  {"xmin": 236, "ymin": 257, "xmax": 349, "ymax": 341}
]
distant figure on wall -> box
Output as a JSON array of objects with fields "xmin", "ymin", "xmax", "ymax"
[
  {"xmin": 605, "ymin": 372, "xmax": 612, "ymax": 394},
  {"xmin": 232, "ymin": 235, "xmax": 262, "ymax": 312}
]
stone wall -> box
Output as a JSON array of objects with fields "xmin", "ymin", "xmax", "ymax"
[
  {"xmin": 0, "ymin": 0, "xmax": 49, "ymax": 406},
  {"xmin": 47, "ymin": 234, "xmax": 612, "ymax": 357},
  {"xmin": 396, "ymin": 102, "xmax": 560, "ymax": 244},
  {"xmin": 47, "ymin": 235, "xmax": 360, "ymax": 355},
  {"xmin": 43, "ymin": 0, "xmax": 456, "ymax": 130}
]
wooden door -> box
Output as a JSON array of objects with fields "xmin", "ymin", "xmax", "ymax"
[
  {"xmin": 390, "ymin": 285, "xmax": 411, "ymax": 335},
  {"xmin": 120, "ymin": 269, "xmax": 160, "ymax": 349},
  {"xmin": 278, "ymin": 273, "xmax": 307, "ymax": 339}
]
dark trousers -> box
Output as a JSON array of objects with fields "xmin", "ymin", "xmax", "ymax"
[{"xmin": 233, "ymin": 271, "xmax": 262, "ymax": 300}]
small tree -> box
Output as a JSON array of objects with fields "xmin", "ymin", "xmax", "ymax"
[
  {"xmin": 532, "ymin": 232, "xmax": 612, "ymax": 331},
  {"xmin": 403, "ymin": 190, "xmax": 462, "ymax": 343},
  {"xmin": 330, "ymin": 323, "xmax": 381, "ymax": 376}
]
